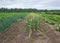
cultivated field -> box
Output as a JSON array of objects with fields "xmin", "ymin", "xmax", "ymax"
[
  {"xmin": 0, "ymin": 12, "xmax": 60, "ymax": 43},
  {"xmin": 0, "ymin": 12, "xmax": 28, "ymax": 32}
]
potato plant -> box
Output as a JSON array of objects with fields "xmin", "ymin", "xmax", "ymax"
[{"xmin": 55, "ymin": 23, "xmax": 60, "ymax": 31}]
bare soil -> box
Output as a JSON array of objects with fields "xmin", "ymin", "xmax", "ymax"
[{"xmin": 0, "ymin": 19, "xmax": 60, "ymax": 43}]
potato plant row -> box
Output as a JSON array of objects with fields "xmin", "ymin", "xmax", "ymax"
[{"xmin": 40, "ymin": 13, "xmax": 60, "ymax": 31}]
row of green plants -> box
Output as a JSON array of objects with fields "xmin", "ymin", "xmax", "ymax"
[
  {"xmin": 40, "ymin": 13, "xmax": 60, "ymax": 31},
  {"xmin": 25, "ymin": 13, "xmax": 43, "ymax": 38},
  {"xmin": 0, "ymin": 12, "xmax": 28, "ymax": 32}
]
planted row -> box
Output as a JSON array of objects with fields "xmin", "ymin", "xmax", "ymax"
[{"xmin": 0, "ymin": 12, "xmax": 28, "ymax": 32}]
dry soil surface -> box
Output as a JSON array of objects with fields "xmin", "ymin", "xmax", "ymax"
[{"xmin": 0, "ymin": 19, "xmax": 60, "ymax": 43}]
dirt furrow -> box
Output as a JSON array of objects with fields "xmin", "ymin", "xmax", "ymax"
[
  {"xmin": 0, "ymin": 18, "xmax": 60, "ymax": 43},
  {"xmin": 40, "ymin": 20, "xmax": 60, "ymax": 43}
]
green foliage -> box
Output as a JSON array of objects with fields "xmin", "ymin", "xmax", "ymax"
[
  {"xmin": 40, "ymin": 13, "xmax": 60, "ymax": 25},
  {"xmin": 0, "ymin": 8, "xmax": 60, "ymax": 13},
  {"xmin": 55, "ymin": 24, "xmax": 60, "ymax": 31},
  {"xmin": 40, "ymin": 13, "xmax": 60, "ymax": 31},
  {"xmin": 25, "ymin": 13, "xmax": 44, "ymax": 38},
  {"xmin": 0, "ymin": 12, "xmax": 28, "ymax": 32},
  {"xmin": 26, "ymin": 13, "xmax": 40, "ymax": 31}
]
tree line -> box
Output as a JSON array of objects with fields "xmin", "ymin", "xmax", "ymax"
[{"xmin": 0, "ymin": 8, "xmax": 60, "ymax": 14}]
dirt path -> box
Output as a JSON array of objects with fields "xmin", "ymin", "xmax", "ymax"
[
  {"xmin": 40, "ymin": 19, "xmax": 60, "ymax": 43},
  {"xmin": 0, "ymin": 19, "xmax": 60, "ymax": 43},
  {"xmin": 0, "ymin": 19, "xmax": 37, "ymax": 43}
]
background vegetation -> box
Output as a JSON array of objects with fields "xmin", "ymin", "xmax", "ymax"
[{"xmin": 0, "ymin": 8, "xmax": 60, "ymax": 32}]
